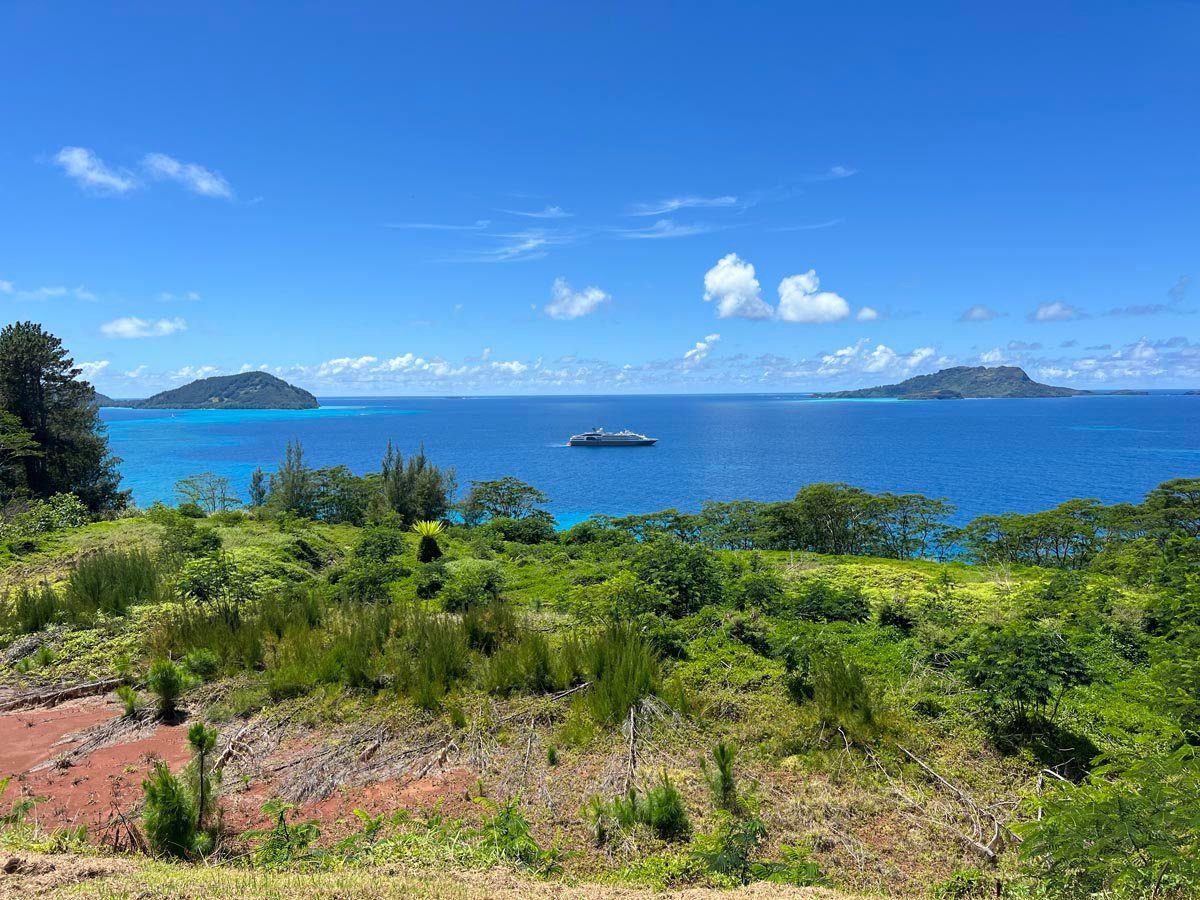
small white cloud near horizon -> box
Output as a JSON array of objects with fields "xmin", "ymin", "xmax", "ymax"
[
  {"xmin": 703, "ymin": 254, "xmax": 774, "ymax": 320},
  {"xmin": 632, "ymin": 195, "xmax": 739, "ymax": 216},
  {"xmin": 142, "ymin": 153, "xmax": 233, "ymax": 199},
  {"xmin": 856, "ymin": 306, "xmax": 879, "ymax": 322},
  {"xmin": 1030, "ymin": 301, "xmax": 1087, "ymax": 322},
  {"xmin": 544, "ymin": 277, "xmax": 611, "ymax": 320},
  {"xmin": 100, "ymin": 316, "xmax": 188, "ymax": 339},
  {"xmin": 776, "ymin": 270, "xmax": 850, "ymax": 324},
  {"xmin": 683, "ymin": 333, "xmax": 721, "ymax": 365},
  {"xmin": 980, "ymin": 347, "xmax": 1004, "ymax": 364},
  {"xmin": 53, "ymin": 147, "xmax": 138, "ymax": 194}
]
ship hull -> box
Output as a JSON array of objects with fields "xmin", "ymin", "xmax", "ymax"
[{"xmin": 568, "ymin": 438, "xmax": 657, "ymax": 447}]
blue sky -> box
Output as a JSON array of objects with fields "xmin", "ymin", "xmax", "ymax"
[{"xmin": 2, "ymin": 1, "xmax": 1198, "ymax": 395}]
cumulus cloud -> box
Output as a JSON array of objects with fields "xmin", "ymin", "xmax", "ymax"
[
  {"xmin": 703, "ymin": 254, "xmax": 773, "ymax": 320},
  {"xmin": 959, "ymin": 304, "xmax": 1001, "ymax": 322},
  {"xmin": 142, "ymin": 153, "xmax": 234, "ymax": 199},
  {"xmin": 544, "ymin": 278, "xmax": 611, "ymax": 320},
  {"xmin": 776, "ymin": 270, "xmax": 850, "ymax": 324},
  {"xmin": 170, "ymin": 365, "xmax": 218, "ymax": 381},
  {"xmin": 683, "ymin": 333, "xmax": 721, "ymax": 365},
  {"xmin": 980, "ymin": 347, "xmax": 1004, "ymax": 364},
  {"xmin": 856, "ymin": 307, "xmax": 880, "ymax": 322},
  {"xmin": 817, "ymin": 339, "xmax": 939, "ymax": 377},
  {"xmin": 77, "ymin": 360, "xmax": 109, "ymax": 380},
  {"xmin": 1030, "ymin": 301, "xmax": 1087, "ymax": 322},
  {"xmin": 100, "ymin": 316, "xmax": 188, "ymax": 339},
  {"xmin": 53, "ymin": 147, "xmax": 138, "ymax": 194},
  {"xmin": 632, "ymin": 195, "xmax": 739, "ymax": 216}
]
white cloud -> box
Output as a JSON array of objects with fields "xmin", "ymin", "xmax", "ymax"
[
  {"xmin": 13, "ymin": 284, "xmax": 96, "ymax": 302},
  {"xmin": 1030, "ymin": 301, "xmax": 1087, "ymax": 322},
  {"xmin": 980, "ymin": 347, "xmax": 1004, "ymax": 364},
  {"xmin": 316, "ymin": 356, "xmax": 378, "ymax": 377},
  {"xmin": 818, "ymin": 339, "xmax": 938, "ymax": 377},
  {"xmin": 855, "ymin": 306, "xmax": 879, "ymax": 322},
  {"xmin": 703, "ymin": 253, "xmax": 773, "ymax": 320},
  {"xmin": 125, "ymin": 365, "xmax": 148, "ymax": 378},
  {"xmin": 632, "ymin": 195, "xmax": 739, "ymax": 216},
  {"xmin": 159, "ymin": 291, "xmax": 201, "ymax": 302},
  {"xmin": 100, "ymin": 316, "xmax": 188, "ymax": 339},
  {"xmin": 616, "ymin": 219, "xmax": 716, "ymax": 240},
  {"xmin": 78, "ymin": 360, "xmax": 109, "ymax": 380},
  {"xmin": 683, "ymin": 333, "xmax": 721, "ymax": 365},
  {"xmin": 959, "ymin": 304, "xmax": 1001, "ymax": 322},
  {"xmin": 828, "ymin": 165, "xmax": 857, "ymax": 179},
  {"xmin": 776, "ymin": 270, "xmax": 850, "ymax": 324},
  {"xmin": 544, "ymin": 277, "xmax": 611, "ymax": 320},
  {"xmin": 0, "ymin": 280, "xmax": 12, "ymax": 294},
  {"xmin": 142, "ymin": 153, "xmax": 233, "ymax": 199},
  {"xmin": 500, "ymin": 205, "xmax": 571, "ymax": 219},
  {"xmin": 169, "ymin": 365, "xmax": 218, "ymax": 381},
  {"xmin": 53, "ymin": 147, "xmax": 138, "ymax": 194},
  {"xmin": 386, "ymin": 219, "xmax": 491, "ymax": 231}
]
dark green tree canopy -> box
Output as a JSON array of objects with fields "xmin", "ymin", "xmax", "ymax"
[{"xmin": 0, "ymin": 321, "xmax": 126, "ymax": 511}]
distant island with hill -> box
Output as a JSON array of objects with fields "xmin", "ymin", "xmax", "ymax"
[
  {"xmin": 814, "ymin": 365, "xmax": 1149, "ymax": 400},
  {"xmin": 94, "ymin": 372, "xmax": 319, "ymax": 410}
]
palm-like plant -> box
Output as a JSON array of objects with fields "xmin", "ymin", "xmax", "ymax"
[{"xmin": 412, "ymin": 520, "xmax": 445, "ymax": 563}]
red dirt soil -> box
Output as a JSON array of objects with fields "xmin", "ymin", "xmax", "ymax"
[{"xmin": 0, "ymin": 698, "xmax": 191, "ymax": 831}]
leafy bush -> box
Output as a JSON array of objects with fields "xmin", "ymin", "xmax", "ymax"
[
  {"xmin": 475, "ymin": 797, "xmax": 563, "ymax": 874},
  {"xmin": 632, "ymin": 537, "xmax": 724, "ymax": 617},
  {"xmin": 415, "ymin": 561, "xmax": 446, "ymax": 598},
  {"xmin": 0, "ymin": 493, "xmax": 89, "ymax": 542},
  {"xmin": 483, "ymin": 511, "xmax": 557, "ymax": 545},
  {"xmin": 1017, "ymin": 747, "xmax": 1200, "ymax": 898},
  {"xmin": 693, "ymin": 814, "xmax": 765, "ymax": 884},
  {"xmin": 788, "ymin": 579, "xmax": 870, "ymax": 623},
  {"xmin": 441, "ymin": 559, "xmax": 505, "ymax": 612},
  {"xmin": 182, "ymin": 648, "xmax": 221, "ymax": 681},
  {"xmin": 576, "ymin": 570, "xmax": 668, "ymax": 623}
]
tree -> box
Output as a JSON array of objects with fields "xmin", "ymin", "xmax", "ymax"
[
  {"xmin": 247, "ymin": 467, "xmax": 267, "ymax": 507},
  {"xmin": 147, "ymin": 658, "xmax": 184, "ymax": 718},
  {"xmin": 0, "ymin": 321, "xmax": 126, "ymax": 511},
  {"xmin": 960, "ymin": 622, "xmax": 1089, "ymax": 729},
  {"xmin": 187, "ymin": 722, "xmax": 218, "ymax": 833},
  {"xmin": 460, "ymin": 476, "xmax": 547, "ymax": 524},
  {"xmin": 412, "ymin": 519, "xmax": 444, "ymax": 562},
  {"xmin": 632, "ymin": 537, "xmax": 724, "ymax": 617},
  {"xmin": 0, "ymin": 410, "xmax": 40, "ymax": 494},
  {"xmin": 142, "ymin": 761, "xmax": 197, "ymax": 858},
  {"xmin": 175, "ymin": 472, "xmax": 238, "ymax": 514},
  {"xmin": 267, "ymin": 440, "xmax": 318, "ymax": 517},
  {"xmin": 379, "ymin": 442, "xmax": 456, "ymax": 525}
]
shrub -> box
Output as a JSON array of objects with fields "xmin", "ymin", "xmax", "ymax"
[
  {"xmin": 116, "ymin": 684, "xmax": 142, "ymax": 716},
  {"xmin": 484, "ymin": 511, "xmax": 557, "ymax": 545},
  {"xmin": 643, "ymin": 773, "xmax": 691, "ymax": 842},
  {"xmin": 4, "ymin": 583, "xmax": 58, "ymax": 633},
  {"xmin": 789, "ymin": 579, "xmax": 870, "ymax": 623},
  {"xmin": 703, "ymin": 741, "xmax": 739, "ymax": 812},
  {"xmin": 0, "ymin": 493, "xmax": 89, "ymax": 542},
  {"xmin": 482, "ymin": 630, "xmax": 564, "ymax": 697},
  {"xmin": 391, "ymin": 612, "xmax": 471, "ymax": 710},
  {"xmin": 147, "ymin": 658, "xmax": 185, "ymax": 717},
  {"xmin": 632, "ymin": 538, "xmax": 724, "ymax": 617},
  {"xmin": 475, "ymin": 797, "xmax": 563, "ymax": 874},
  {"xmin": 810, "ymin": 646, "xmax": 877, "ymax": 734},
  {"xmin": 877, "ymin": 597, "xmax": 916, "ymax": 631},
  {"xmin": 462, "ymin": 601, "xmax": 517, "ymax": 654},
  {"xmin": 441, "ymin": 559, "xmax": 505, "ymax": 612},
  {"xmin": 415, "ymin": 561, "xmax": 446, "ymax": 599},
  {"xmin": 577, "ymin": 570, "xmax": 669, "ymax": 623},
  {"xmin": 693, "ymin": 814, "xmax": 766, "ymax": 884},
  {"xmin": 182, "ymin": 648, "xmax": 220, "ymax": 681},
  {"xmin": 355, "ymin": 525, "xmax": 405, "ymax": 562},
  {"xmin": 141, "ymin": 761, "xmax": 197, "ymax": 858}
]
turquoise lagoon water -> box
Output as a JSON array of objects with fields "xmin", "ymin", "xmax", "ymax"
[{"xmin": 101, "ymin": 393, "xmax": 1200, "ymax": 526}]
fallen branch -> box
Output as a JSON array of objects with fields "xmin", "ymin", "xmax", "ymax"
[{"xmin": 0, "ymin": 678, "xmax": 123, "ymax": 713}]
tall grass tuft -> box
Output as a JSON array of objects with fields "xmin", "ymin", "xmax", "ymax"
[
  {"xmin": 581, "ymin": 623, "xmax": 660, "ymax": 725},
  {"xmin": 3, "ymin": 583, "xmax": 59, "ymax": 633},
  {"xmin": 64, "ymin": 548, "xmax": 165, "ymax": 619}
]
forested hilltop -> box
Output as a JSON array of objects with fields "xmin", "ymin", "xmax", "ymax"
[
  {"xmin": 2, "ymin": 324, "xmax": 1199, "ymax": 900},
  {"xmin": 815, "ymin": 365, "xmax": 1094, "ymax": 399},
  {"xmin": 102, "ymin": 372, "xmax": 319, "ymax": 410}
]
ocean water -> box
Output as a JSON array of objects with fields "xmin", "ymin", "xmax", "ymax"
[{"xmin": 101, "ymin": 394, "xmax": 1200, "ymax": 526}]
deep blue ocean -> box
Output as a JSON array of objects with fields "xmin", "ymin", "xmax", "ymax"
[{"xmin": 101, "ymin": 394, "xmax": 1199, "ymax": 526}]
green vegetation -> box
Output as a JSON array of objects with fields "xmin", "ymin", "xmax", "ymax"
[{"xmin": 131, "ymin": 371, "xmax": 319, "ymax": 410}]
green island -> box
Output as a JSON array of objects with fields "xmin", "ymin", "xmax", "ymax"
[
  {"xmin": 1, "ymin": 322, "xmax": 1198, "ymax": 899},
  {"xmin": 98, "ymin": 372, "xmax": 319, "ymax": 410},
  {"xmin": 813, "ymin": 365, "xmax": 1149, "ymax": 400}
]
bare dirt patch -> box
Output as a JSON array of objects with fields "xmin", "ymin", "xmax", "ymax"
[{"xmin": 0, "ymin": 698, "xmax": 119, "ymax": 775}]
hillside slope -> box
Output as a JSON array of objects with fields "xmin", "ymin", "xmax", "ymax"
[
  {"xmin": 814, "ymin": 365, "xmax": 1089, "ymax": 399},
  {"xmin": 134, "ymin": 372, "xmax": 318, "ymax": 409}
]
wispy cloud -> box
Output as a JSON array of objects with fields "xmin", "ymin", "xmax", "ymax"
[
  {"xmin": 1168, "ymin": 275, "xmax": 1191, "ymax": 304},
  {"xmin": 498, "ymin": 205, "xmax": 571, "ymax": 219},
  {"xmin": 53, "ymin": 147, "xmax": 138, "ymax": 195},
  {"xmin": 462, "ymin": 228, "xmax": 574, "ymax": 263},
  {"xmin": 544, "ymin": 277, "xmax": 611, "ymax": 320},
  {"xmin": 631, "ymin": 195, "xmax": 740, "ymax": 216},
  {"xmin": 614, "ymin": 219, "xmax": 718, "ymax": 240},
  {"xmin": 385, "ymin": 219, "xmax": 491, "ymax": 231},
  {"xmin": 159, "ymin": 291, "xmax": 202, "ymax": 302},
  {"xmin": 805, "ymin": 165, "xmax": 858, "ymax": 182},
  {"xmin": 1029, "ymin": 301, "xmax": 1088, "ymax": 322},
  {"xmin": 11, "ymin": 284, "xmax": 96, "ymax": 302},
  {"xmin": 100, "ymin": 316, "xmax": 188, "ymax": 339},
  {"xmin": 141, "ymin": 153, "xmax": 233, "ymax": 199},
  {"xmin": 772, "ymin": 218, "xmax": 845, "ymax": 232}
]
